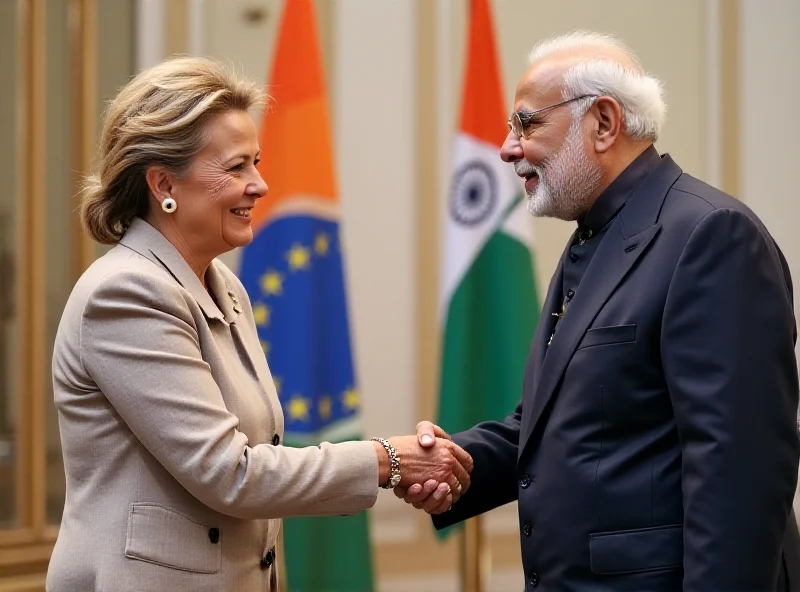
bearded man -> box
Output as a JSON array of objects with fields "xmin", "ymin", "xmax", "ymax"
[{"xmin": 398, "ymin": 31, "xmax": 800, "ymax": 592}]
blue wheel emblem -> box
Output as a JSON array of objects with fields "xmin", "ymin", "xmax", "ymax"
[{"xmin": 450, "ymin": 161, "xmax": 497, "ymax": 226}]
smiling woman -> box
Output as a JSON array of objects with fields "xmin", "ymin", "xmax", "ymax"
[{"xmin": 140, "ymin": 108, "xmax": 268, "ymax": 280}]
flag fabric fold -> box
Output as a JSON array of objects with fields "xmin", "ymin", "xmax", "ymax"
[
  {"xmin": 436, "ymin": 0, "xmax": 540, "ymax": 536},
  {"xmin": 238, "ymin": 1, "xmax": 374, "ymax": 589}
]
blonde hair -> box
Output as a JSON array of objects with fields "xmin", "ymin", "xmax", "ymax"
[{"xmin": 81, "ymin": 56, "xmax": 267, "ymax": 244}]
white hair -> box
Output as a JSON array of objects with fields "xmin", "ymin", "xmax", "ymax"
[{"xmin": 528, "ymin": 31, "xmax": 666, "ymax": 141}]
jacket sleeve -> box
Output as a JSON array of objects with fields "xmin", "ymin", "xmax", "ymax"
[
  {"xmin": 79, "ymin": 268, "xmax": 379, "ymax": 520},
  {"xmin": 432, "ymin": 404, "xmax": 522, "ymax": 530},
  {"xmin": 661, "ymin": 207, "xmax": 800, "ymax": 591}
]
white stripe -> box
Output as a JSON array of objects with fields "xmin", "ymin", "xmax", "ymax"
[
  {"xmin": 501, "ymin": 196, "xmax": 535, "ymax": 249},
  {"xmin": 440, "ymin": 134, "xmax": 530, "ymax": 312},
  {"xmin": 265, "ymin": 195, "xmax": 341, "ymax": 222}
]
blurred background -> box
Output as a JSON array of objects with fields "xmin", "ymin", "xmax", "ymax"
[{"xmin": 0, "ymin": 0, "xmax": 798, "ymax": 590}]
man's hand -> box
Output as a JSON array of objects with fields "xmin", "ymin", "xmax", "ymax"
[{"xmin": 393, "ymin": 421, "xmax": 462, "ymax": 514}]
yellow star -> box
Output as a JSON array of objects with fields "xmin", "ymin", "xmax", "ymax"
[
  {"xmin": 260, "ymin": 270, "xmax": 284, "ymax": 296},
  {"xmin": 286, "ymin": 243, "xmax": 311, "ymax": 272},
  {"xmin": 260, "ymin": 340, "xmax": 270, "ymax": 356},
  {"xmin": 273, "ymin": 376, "xmax": 282, "ymax": 395},
  {"xmin": 287, "ymin": 394, "xmax": 311, "ymax": 421},
  {"xmin": 314, "ymin": 233, "xmax": 330, "ymax": 256},
  {"xmin": 253, "ymin": 303, "xmax": 270, "ymax": 327},
  {"xmin": 342, "ymin": 388, "xmax": 360, "ymax": 411},
  {"xmin": 319, "ymin": 396, "xmax": 333, "ymax": 421}
]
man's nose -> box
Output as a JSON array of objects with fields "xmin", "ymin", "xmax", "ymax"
[{"xmin": 500, "ymin": 131, "xmax": 523, "ymax": 163}]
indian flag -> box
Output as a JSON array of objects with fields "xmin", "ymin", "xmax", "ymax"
[{"xmin": 437, "ymin": 0, "xmax": 540, "ymax": 493}]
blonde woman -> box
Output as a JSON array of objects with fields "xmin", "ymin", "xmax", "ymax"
[{"xmin": 47, "ymin": 57, "xmax": 471, "ymax": 592}]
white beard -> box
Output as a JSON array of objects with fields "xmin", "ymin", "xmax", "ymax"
[{"xmin": 515, "ymin": 119, "xmax": 603, "ymax": 221}]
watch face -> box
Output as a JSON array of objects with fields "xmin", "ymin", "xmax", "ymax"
[{"xmin": 390, "ymin": 474, "xmax": 401, "ymax": 487}]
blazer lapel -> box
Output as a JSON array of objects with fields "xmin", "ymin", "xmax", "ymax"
[
  {"xmin": 518, "ymin": 154, "xmax": 682, "ymax": 458},
  {"xmin": 527, "ymin": 237, "xmax": 572, "ymax": 395},
  {"xmin": 119, "ymin": 218, "xmax": 241, "ymax": 325}
]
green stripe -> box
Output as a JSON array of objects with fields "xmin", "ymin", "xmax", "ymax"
[
  {"xmin": 439, "ymin": 230, "xmax": 539, "ymax": 432},
  {"xmin": 283, "ymin": 512, "xmax": 373, "ymax": 592},
  {"xmin": 282, "ymin": 434, "xmax": 374, "ymax": 591},
  {"xmin": 436, "ymin": 228, "xmax": 539, "ymax": 539}
]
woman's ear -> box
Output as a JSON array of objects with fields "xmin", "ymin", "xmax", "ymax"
[
  {"xmin": 145, "ymin": 166, "xmax": 173, "ymax": 208},
  {"xmin": 591, "ymin": 96, "xmax": 623, "ymax": 154}
]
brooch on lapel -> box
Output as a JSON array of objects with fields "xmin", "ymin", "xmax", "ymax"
[
  {"xmin": 548, "ymin": 305, "xmax": 566, "ymax": 346},
  {"xmin": 226, "ymin": 286, "xmax": 242, "ymax": 314}
]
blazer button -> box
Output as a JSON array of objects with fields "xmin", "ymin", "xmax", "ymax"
[
  {"xmin": 522, "ymin": 521, "xmax": 532, "ymax": 537},
  {"xmin": 208, "ymin": 527, "xmax": 220, "ymax": 544},
  {"xmin": 519, "ymin": 474, "xmax": 532, "ymax": 489},
  {"xmin": 272, "ymin": 434, "xmax": 280, "ymax": 445},
  {"xmin": 529, "ymin": 572, "xmax": 540, "ymax": 587},
  {"xmin": 260, "ymin": 546, "xmax": 276, "ymax": 570}
]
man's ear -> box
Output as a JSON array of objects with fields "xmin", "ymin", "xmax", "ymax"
[
  {"xmin": 145, "ymin": 166, "xmax": 173, "ymax": 208},
  {"xmin": 591, "ymin": 96, "xmax": 623, "ymax": 154}
]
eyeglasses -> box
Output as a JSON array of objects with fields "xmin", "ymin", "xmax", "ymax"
[{"xmin": 507, "ymin": 94, "xmax": 598, "ymax": 139}]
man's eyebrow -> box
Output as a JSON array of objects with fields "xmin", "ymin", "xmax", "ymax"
[{"xmin": 518, "ymin": 110, "xmax": 546, "ymax": 123}]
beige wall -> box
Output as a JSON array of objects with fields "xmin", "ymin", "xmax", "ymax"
[{"xmin": 739, "ymin": 0, "xmax": 800, "ymax": 358}]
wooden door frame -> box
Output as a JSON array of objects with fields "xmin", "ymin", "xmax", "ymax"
[{"xmin": 0, "ymin": 0, "xmax": 96, "ymax": 584}]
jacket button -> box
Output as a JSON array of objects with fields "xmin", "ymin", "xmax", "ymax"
[
  {"xmin": 272, "ymin": 434, "xmax": 280, "ymax": 445},
  {"xmin": 260, "ymin": 546, "xmax": 276, "ymax": 570},
  {"xmin": 523, "ymin": 521, "xmax": 532, "ymax": 537},
  {"xmin": 208, "ymin": 527, "xmax": 220, "ymax": 544},
  {"xmin": 519, "ymin": 474, "xmax": 532, "ymax": 489},
  {"xmin": 529, "ymin": 572, "xmax": 539, "ymax": 587}
]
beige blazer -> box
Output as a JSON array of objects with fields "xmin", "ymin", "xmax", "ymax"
[{"xmin": 46, "ymin": 218, "xmax": 379, "ymax": 592}]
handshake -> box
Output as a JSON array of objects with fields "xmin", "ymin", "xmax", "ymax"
[{"xmin": 372, "ymin": 422, "xmax": 472, "ymax": 515}]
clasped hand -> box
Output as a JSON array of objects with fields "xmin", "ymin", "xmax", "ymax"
[{"xmin": 389, "ymin": 421, "xmax": 468, "ymax": 515}]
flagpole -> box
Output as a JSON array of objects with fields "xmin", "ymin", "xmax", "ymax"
[{"xmin": 461, "ymin": 515, "xmax": 487, "ymax": 592}]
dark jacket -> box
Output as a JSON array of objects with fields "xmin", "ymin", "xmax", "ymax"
[{"xmin": 434, "ymin": 154, "xmax": 800, "ymax": 592}]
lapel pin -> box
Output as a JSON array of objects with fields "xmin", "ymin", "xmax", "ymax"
[{"xmin": 226, "ymin": 287, "xmax": 241, "ymax": 313}]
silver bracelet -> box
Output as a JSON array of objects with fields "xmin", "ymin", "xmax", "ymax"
[{"xmin": 371, "ymin": 437, "xmax": 401, "ymax": 488}]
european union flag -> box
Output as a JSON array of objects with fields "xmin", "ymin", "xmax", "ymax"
[
  {"xmin": 239, "ymin": 1, "xmax": 375, "ymax": 588},
  {"xmin": 238, "ymin": 211, "xmax": 375, "ymax": 592},
  {"xmin": 239, "ymin": 215, "xmax": 360, "ymax": 446}
]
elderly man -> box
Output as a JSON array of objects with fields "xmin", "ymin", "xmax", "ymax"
[{"xmin": 397, "ymin": 31, "xmax": 800, "ymax": 591}]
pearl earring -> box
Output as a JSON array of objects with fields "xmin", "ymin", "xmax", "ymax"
[{"xmin": 161, "ymin": 196, "xmax": 177, "ymax": 213}]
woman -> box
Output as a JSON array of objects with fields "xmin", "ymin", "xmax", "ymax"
[{"xmin": 47, "ymin": 56, "xmax": 471, "ymax": 592}]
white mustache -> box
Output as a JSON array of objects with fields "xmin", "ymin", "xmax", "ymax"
[{"xmin": 514, "ymin": 160, "xmax": 538, "ymax": 177}]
